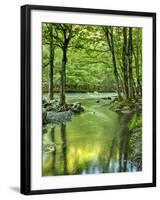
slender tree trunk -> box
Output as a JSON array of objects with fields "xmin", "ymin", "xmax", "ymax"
[
  {"xmin": 59, "ymin": 47, "xmax": 67, "ymax": 106},
  {"xmin": 110, "ymin": 31, "xmax": 121, "ymax": 98},
  {"xmin": 128, "ymin": 27, "xmax": 134, "ymax": 98},
  {"xmin": 135, "ymin": 30, "xmax": 142, "ymax": 96},
  {"xmin": 123, "ymin": 27, "xmax": 129, "ymax": 98},
  {"xmin": 48, "ymin": 26, "xmax": 54, "ymax": 100},
  {"xmin": 51, "ymin": 25, "xmax": 72, "ymax": 106},
  {"xmin": 133, "ymin": 49, "xmax": 139, "ymax": 96},
  {"xmin": 104, "ymin": 27, "xmax": 121, "ymax": 98}
]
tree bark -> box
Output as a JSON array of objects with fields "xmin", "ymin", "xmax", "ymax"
[
  {"xmin": 104, "ymin": 27, "xmax": 121, "ymax": 98},
  {"xmin": 128, "ymin": 27, "xmax": 135, "ymax": 98},
  {"xmin": 48, "ymin": 25, "xmax": 54, "ymax": 100},
  {"xmin": 110, "ymin": 29, "xmax": 121, "ymax": 98},
  {"xmin": 135, "ymin": 30, "xmax": 142, "ymax": 96},
  {"xmin": 122, "ymin": 27, "xmax": 129, "ymax": 98},
  {"xmin": 59, "ymin": 47, "xmax": 67, "ymax": 106}
]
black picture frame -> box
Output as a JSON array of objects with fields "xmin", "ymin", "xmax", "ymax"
[{"xmin": 21, "ymin": 4, "xmax": 156, "ymax": 195}]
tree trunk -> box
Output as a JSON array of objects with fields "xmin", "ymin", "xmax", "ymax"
[
  {"xmin": 48, "ymin": 25, "xmax": 54, "ymax": 100},
  {"xmin": 104, "ymin": 27, "xmax": 121, "ymax": 98},
  {"xmin": 135, "ymin": 30, "xmax": 142, "ymax": 96},
  {"xmin": 122, "ymin": 27, "xmax": 129, "ymax": 98},
  {"xmin": 128, "ymin": 27, "xmax": 134, "ymax": 98},
  {"xmin": 110, "ymin": 30, "xmax": 121, "ymax": 98},
  {"xmin": 59, "ymin": 47, "xmax": 67, "ymax": 106}
]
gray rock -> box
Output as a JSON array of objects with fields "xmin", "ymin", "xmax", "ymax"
[
  {"xmin": 101, "ymin": 97, "xmax": 112, "ymax": 100},
  {"xmin": 121, "ymin": 110, "xmax": 132, "ymax": 114},
  {"xmin": 47, "ymin": 111, "xmax": 73, "ymax": 124},
  {"xmin": 70, "ymin": 102, "xmax": 84, "ymax": 113},
  {"xmin": 46, "ymin": 105, "xmax": 54, "ymax": 111},
  {"xmin": 49, "ymin": 99, "xmax": 59, "ymax": 105},
  {"xmin": 123, "ymin": 106, "xmax": 130, "ymax": 110}
]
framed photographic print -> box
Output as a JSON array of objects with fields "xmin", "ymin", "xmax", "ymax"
[{"xmin": 21, "ymin": 4, "xmax": 156, "ymax": 195}]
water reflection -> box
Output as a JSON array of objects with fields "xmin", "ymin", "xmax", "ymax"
[
  {"xmin": 118, "ymin": 114, "xmax": 131, "ymax": 172},
  {"xmin": 60, "ymin": 124, "xmax": 67, "ymax": 175},
  {"xmin": 50, "ymin": 127, "xmax": 56, "ymax": 175},
  {"xmin": 43, "ymin": 97, "xmax": 141, "ymax": 176}
]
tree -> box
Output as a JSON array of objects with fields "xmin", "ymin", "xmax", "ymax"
[
  {"xmin": 122, "ymin": 27, "xmax": 135, "ymax": 99},
  {"xmin": 103, "ymin": 26, "xmax": 121, "ymax": 98},
  {"xmin": 127, "ymin": 27, "xmax": 135, "ymax": 98},
  {"xmin": 52, "ymin": 24, "xmax": 74, "ymax": 106},
  {"xmin": 122, "ymin": 27, "xmax": 129, "ymax": 98},
  {"xmin": 42, "ymin": 23, "xmax": 142, "ymax": 101},
  {"xmin": 42, "ymin": 23, "xmax": 55, "ymax": 100},
  {"xmin": 133, "ymin": 29, "xmax": 142, "ymax": 96},
  {"xmin": 48, "ymin": 25, "xmax": 54, "ymax": 100}
]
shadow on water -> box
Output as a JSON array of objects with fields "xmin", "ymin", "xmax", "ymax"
[
  {"xmin": 45, "ymin": 124, "xmax": 68, "ymax": 176},
  {"xmin": 50, "ymin": 126, "xmax": 56, "ymax": 175},
  {"xmin": 60, "ymin": 124, "xmax": 68, "ymax": 175},
  {"xmin": 118, "ymin": 114, "xmax": 132, "ymax": 172},
  {"xmin": 43, "ymin": 94, "xmax": 141, "ymax": 176}
]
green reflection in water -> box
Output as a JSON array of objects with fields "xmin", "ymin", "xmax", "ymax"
[{"xmin": 42, "ymin": 94, "xmax": 141, "ymax": 176}]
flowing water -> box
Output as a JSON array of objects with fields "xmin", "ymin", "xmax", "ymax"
[{"xmin": 42, "ymin": 93, "xmax": 140, "ymax": 176}]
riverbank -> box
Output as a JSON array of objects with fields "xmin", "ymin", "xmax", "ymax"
[
  {"xmin": 106, "ymin": 96, "xmax": 143, "ymax": 170},
  {"xmin": 109, "ymin": 96, "xmax": 142, "ymax": 170},
  {"xmin": 128, "ymin": 113, "xmax": 142, "ymax": 170},
  {"xmin": 109, "ymin": 96, "xmax": 142, "ymax": 114}
]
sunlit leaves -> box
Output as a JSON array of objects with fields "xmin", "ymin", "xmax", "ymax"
[{"xmin": 42, "ymin": 23, "xmax": 142, "ymax": 93}]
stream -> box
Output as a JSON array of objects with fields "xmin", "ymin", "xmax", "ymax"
[{"xmin": 42, "ymin": 92, "xmax": 141, "ymax": 176}]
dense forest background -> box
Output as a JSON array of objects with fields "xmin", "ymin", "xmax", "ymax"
[{"xmin": 42, "ymin": 23, "xmax": 142, "ymax": 106}]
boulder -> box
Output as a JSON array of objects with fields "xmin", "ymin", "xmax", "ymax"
[
  {"xmin": 46, "ymin": 105, "xmax": 54, "ymax": 111},
  {"xmin": 120, "ymin": 110, "xmax": 132, "ymax": 114},
  {"xmin": 47, "ymin": 111, "xmax": 72, "ymax": 124},
  {"xmin": 49, "ymin": 99, "xmax": 59, "ymax": 105},
  {"xmin": 122, "ymin": 106, "xmax": 130, "ymax": 110},
  {"xmin": 70, "ymin": 102, "xmax": 84, "ymax": 113},
  {"xmin": 120, "ymin": 106, "xmax": 132, "ymax": 114},
  {"xmin": 101, "ymin": 97, "xmax": 112, "ymax": 100}
]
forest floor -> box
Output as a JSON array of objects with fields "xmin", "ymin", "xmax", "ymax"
[{"xmin": 109, "ymin": 96, "xmax": 142, "ymax": 114}]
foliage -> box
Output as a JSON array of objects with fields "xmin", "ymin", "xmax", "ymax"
[
  {"xmin": 128, "ymin": 114, "xmax": 142, "ymax": 170},
  {"xmin": 128, "ymin": 113, "xmax": 142, "ymax": 130},
  {"xmin": 42, "ymin": 23, "xmax": 142, "ymax": 105}
]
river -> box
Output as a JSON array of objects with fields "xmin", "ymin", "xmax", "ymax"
[{"xmin": 42, "ymin": 92, "xmax": 141, "ymax": 176}]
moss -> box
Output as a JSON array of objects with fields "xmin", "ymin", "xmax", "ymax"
[
  {"xmin": 128, "ymin": 114, "xmax": 142, "ymax": 130},
  {"xmin": 129, "ymin": 114, "xmax": 142, "ymax": 171},
  {"xmin": 109, "ymin": 96, "xmax": 142, "ymax": 113}
]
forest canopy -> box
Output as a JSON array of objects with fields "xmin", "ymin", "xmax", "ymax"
[{"xmin": 42, "ymin": 23, "xmax": 142, "ymax": 105}]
